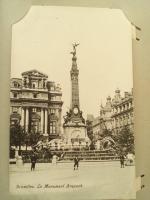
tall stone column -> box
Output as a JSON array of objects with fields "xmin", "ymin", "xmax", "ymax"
[
  {"xmin": 25, "ymin": 107, "xmax": 29, "ymax": 133},
  {"xmin": 45, "ymin": 109, "xmax": 48, "ymax": 134},
  {"xmin": 41, "ymin": 108, "xmax": 44, "ymax": 134},
  {"xmin": 21, "ymin": 108, "xmax": 24, "ymax": 127}
]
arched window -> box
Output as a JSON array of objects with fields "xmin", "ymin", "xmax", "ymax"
[{"xmin": 13, "ymin": 82, "xmax": 20, "ymax": 88}]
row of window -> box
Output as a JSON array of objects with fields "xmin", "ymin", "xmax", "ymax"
[
  {"xmin": 12, "ymin": 93, "xmax": 61, "ymax": 100},
  {"xmin": 112, "ymin": 102, "xmax": 133, "ymax": 114},
  {"xmin": 113, "ymin": 115, "xmax": 133, "ymax": 127},
  {"xmin": 29, "ymin": 121, "xmax": 57, "ymax": 134},
  {"xmin": 11, "ymin": 107, "xmax": 57, "ymax": 114},
  {"xmin": 23, "ymin": 79, "xmax": 46, "ymax": 89},
  {"xmin": 12, "ymin": 81, "xmax": 58, "ymax": 91},
  {"xmin": 12, "ymin": 93, "xmax": 39, "ymax": 99}
]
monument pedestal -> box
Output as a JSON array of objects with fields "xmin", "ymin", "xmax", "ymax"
[{"xmin": 63, "ymin": 123, "xmax": 90, "ymax": 149}]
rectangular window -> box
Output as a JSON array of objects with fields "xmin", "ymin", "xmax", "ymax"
[
  {"xmin": 37, "ymin": 108, "xmax": 41, "ymax": 112},
  {"xmin": 32, "ymin": 108, "xmax": 36, "ymax": 112},
  {"xmin": 51, "ymin": 96, "xmax": 56, "ymax": 101},
  {"xmin": 53, "ymin": 122, "xmax": 56, "ymax": 134},
  {"xmin": 50, "ymin": 109, "xmax": 55, "ymax": 114},
  {"xmin": 51, "ymin": 86, "xmax": 54, "ymax": 91},
  {"xmin": 12, "ymin": 107, "xmax": 18, "ymax": 113},
  {"xmin": 33, "ymin": 93, "xmax": 37, "ymax": 98},
  {"xmin": 49, "ymin": 121, "xmax": 56, "ymax": 134},
  {"xmin": 13, "ymin": 93, "xmax": 17, "ymax": 98}
]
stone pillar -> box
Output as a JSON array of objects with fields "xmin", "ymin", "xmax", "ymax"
[
  {"xmin": 25, "ymin": 107, "xmax": 29, "ymax": 133},
  {"xmin": 41, "ymin": 108, "xmax": 44, "ymax": 134},
  {"xmin": 45, "ymin": 109, "xmax": 48, "ymax": 134},
  {"xmin": 21, "ymin": 108, "xmax": 24, "ymax": 127}
]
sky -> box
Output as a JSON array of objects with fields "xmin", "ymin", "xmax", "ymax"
[{"xmin": 11, "ymin": 6, "xmax": 133, "ymax": 118}]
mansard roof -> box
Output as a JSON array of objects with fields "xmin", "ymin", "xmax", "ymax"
[{"xmin": 21, "ymin": 69, "xmax": 48, "ymax": 78}]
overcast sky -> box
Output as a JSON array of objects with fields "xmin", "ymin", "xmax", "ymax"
[{"xmin": 11, "ymin": 6, "xmax": 133, "ymax": 118}]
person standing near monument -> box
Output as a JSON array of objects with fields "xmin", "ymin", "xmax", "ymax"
[
  {"xmin": 30, "ymin": 152, "xmax": 37, "ymax": 171},
  {"xmin": 74, "ymin": 156, "xmax": 79, "ymax": 170}
]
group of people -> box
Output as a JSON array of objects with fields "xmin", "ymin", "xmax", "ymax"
[
  {"xmin": 30, "ymin": 152, "xmax": 80, "ymax": 171},
  {"xmin": 74, "ymin": 155, "xmax": 126, "ymax": 169},
  {"xmin": 29, "ymin": 152, "xmax": 130, "ymax": 171},
  {"xmin": 30, "ymin": 152, "xmax": 79, "ymax": 171}
]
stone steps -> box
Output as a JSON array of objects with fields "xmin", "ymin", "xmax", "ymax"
[
  {"xmin": 62, "ymin": 157, "xmax": 119, "ymax": 161},
  {"xmin": 56, "ymin": 150, "xmax": 119, "ymax": 161},
  {"xmin": 20, "ymin": 150, "xmax": 119, "ymax": 162}
]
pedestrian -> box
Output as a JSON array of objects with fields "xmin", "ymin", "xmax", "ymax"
[
  {"xmin": 22, "ymin": 155, "xmax": 25, "ymax": 165},
  {"xmin": 74, "ymin": 156, "xmax": 79, "ymax": 170},
  {"xmin": 52, "ymin": 154, "xmax": 57, "ymax": 165},
  {"xmin": 120, "ymin": 154, "xmax": 125, "ymax": 168},
  {"xmin": 31, "ymin": 153, "xmax": 37, "ymax": 171}
]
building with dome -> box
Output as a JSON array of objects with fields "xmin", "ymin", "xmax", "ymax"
[{"xmin": 10, "ymin": 69, "xmax": 63, "ymax": 140}]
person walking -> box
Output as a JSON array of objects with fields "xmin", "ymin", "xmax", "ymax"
[
  {"xmin": 31, "ymin": 153, "xmax": 37, "ymax": 171},
  {"xmin": 74, "ymin": 156, "xmax": 79, "ymax": 170},
  {"xmin": 120, "ymin": 154, "xmax": 125, "ymax": 168}
]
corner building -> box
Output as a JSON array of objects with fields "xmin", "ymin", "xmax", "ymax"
[
  {"xmin": 111, "ymin": 89, "xmax": 134, "ymax": 134},
  {"xmin": 100, "ymin": 89, "xmax": 134, "ymax": 135},
  {"xmin": 10, "ymin": 69, "xmax": 63, "ymax": 140}
]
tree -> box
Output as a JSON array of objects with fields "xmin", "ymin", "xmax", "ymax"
[
  {"xmin": 10, "ymin": 122, "xmax": 25, "ymax": 155},
  {"xmin": 28, "ymin": 131, "xmax": 40, "ymax": 146},
  {"xmin": 116, "ymin": 126, "xmax": 134, "ymax": 154}
]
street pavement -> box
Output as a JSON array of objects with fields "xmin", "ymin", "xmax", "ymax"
[{"xmin": 9, "ymin": 161, "xmax": 136, "ymax": 199}]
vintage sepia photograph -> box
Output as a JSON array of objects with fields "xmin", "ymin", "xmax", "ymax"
[{"xmin": 9, "ymin": 6, "xmax": 136, "ymax": 199}]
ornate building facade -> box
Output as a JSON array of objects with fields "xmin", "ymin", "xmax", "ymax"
[
  {"xmin": 10, "ymin": 69, "xmax": 63, "ymax": 140},
  {"xmin": 100, "ymin": 89, "xmax": 134, "ymax": 135},
  {"xmin": 111, "ymin": 89, "xmax": 134, "ymax": 134},
  {"xmin": 92, "ymin": 116, "xmax": 100, "ymax": 141}
]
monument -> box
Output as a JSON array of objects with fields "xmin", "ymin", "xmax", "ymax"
[{"xmin": 63, "ymin": 43, "xmax": 90, "ymax": 149}]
